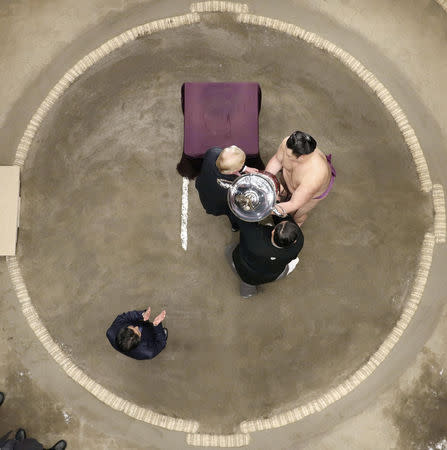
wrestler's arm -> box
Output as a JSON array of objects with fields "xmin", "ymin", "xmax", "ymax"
[
  {"xmin": 265, "ymin": 140, "xmax": 285, "ymax": 175},
  {"xmin": 275, "ymin": 185, "xmax": 316, "ymax": 214}
]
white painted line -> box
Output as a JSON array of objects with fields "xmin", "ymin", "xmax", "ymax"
[
  {"xmin": 181, "ymin": 177, "xmax": 189, "ymax": 251},
  {"xmin": 0, "ymin": 166, "xmax": 20, "ymax": 256}
]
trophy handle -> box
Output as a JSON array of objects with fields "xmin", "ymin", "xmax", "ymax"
[
  {"xmin": 272, "ymin": 205, "xmax": 287, "ymax": 217},
  {"xmin": 217, "ymin": 178, "xmax": 233, "ymax": 189}
]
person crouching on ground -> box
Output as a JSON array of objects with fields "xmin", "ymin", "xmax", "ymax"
[{"xmin": 106, "ymin": 307, "xmax": 167, "ymax": 360}]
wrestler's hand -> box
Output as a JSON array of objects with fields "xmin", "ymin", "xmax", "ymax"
[
  {"xmin": 153, "ymin": 310, "xmax": 166, "ymax": 326},
  {"xmin": 272, "ymin": 204, "xmax": 287, "ymax": 217},
  {"xmin": 244, "ymin": 166, "xmax": 259, "ymax": 174},
  {"xmin": 142, "ymin": 307, "xmax": 151, "ymax": 321}
]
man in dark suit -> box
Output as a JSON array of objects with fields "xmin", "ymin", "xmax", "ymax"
[
  {"xmin": 106, "ymin": 307, "xmax": 167, "ymax": 360},
  {"xmin": 195, "ymin": 146, "xmax": 257, "ymax": 231},
  {"xmin": 227, "ymin": 219, "xmax": 304, "ymax": 298}
]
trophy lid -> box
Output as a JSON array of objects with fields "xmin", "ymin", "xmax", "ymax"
[{"xmin": 226, "ymin": 173, "xmax": 277, "ymax": 222}]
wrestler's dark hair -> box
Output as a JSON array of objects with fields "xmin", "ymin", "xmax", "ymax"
[
  {"xmin": 116, "ymin": 327, "xmax": 141, "ymax": 352},
  {"xmin": 286, "ymin": 131, "xmax": 317, "ymax": 157},
  {"xmin": 273, "ymin": 221, "xmax": 301, "ymax": 248}
]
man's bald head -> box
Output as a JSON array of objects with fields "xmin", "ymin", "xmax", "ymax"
[{"xmin": 216, "ymin": 145, "xmax": 246, "ymax": 174}]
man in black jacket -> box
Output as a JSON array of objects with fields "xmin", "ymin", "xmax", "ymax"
[
  {"xmin": 228, "ymin": 219, "xmax": 304, "ymax": 298},
  {"xmin": 195, "ymin": 146, "xmax": 257, "ymax": 231},
  {"xmin": 106, "ymin": 307, "xmax": 167, "ymax": 360}
]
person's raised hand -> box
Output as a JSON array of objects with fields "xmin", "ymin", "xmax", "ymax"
[
  {"xmin": 153, "ymin": 310, "xmax": 166, "ymax": 326},
  {"xmin": 142, "ymin": 307, "xmax": 151, "ymax": 321},
  {"xmin": 244, "ymin": 166, "xmax": 259, "ymax": 174}
]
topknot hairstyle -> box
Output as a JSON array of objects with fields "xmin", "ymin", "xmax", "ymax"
[{"xmin": 286, "ymin": 131, "xmax": 317, "ymax": 157}]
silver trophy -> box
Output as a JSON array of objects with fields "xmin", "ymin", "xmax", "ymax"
[{"xmin": 217, "ymin": 172, "xmax": 286, "ymax": 222}]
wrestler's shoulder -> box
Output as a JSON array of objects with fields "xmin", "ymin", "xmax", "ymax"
[
  {"xmin": 312, "ymin": 150, "xmax": 329, "ymax": 169},
  {"xmin": 279, "ymin": 137, "xmax": 288, "ymax": 149}
]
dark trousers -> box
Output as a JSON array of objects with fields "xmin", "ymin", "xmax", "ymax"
[{"xmin": 0, "ymin": 432, "xmax": 44, "ymax": 450}]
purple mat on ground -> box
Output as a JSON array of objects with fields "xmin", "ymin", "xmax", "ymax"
[{"xmin": 177, "ymin": 82, "xmax": 264, "ymax": 178}]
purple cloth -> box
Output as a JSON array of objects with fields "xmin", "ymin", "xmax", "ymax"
[
  {"xmin": 313, "ymin": 154, "xmax": 336, "ymax": 200},
  {"xmin": 182, "ymin": 82, "xmax": 261, "ymax": 158}
]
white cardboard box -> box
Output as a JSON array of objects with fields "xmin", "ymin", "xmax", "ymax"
[{"xmin": 0, "ymin": 166, "xmax": 20, "ymax": 256}]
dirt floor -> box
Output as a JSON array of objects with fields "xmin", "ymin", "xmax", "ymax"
[{"xmin": 0, "ymin": 1, "xmax": 446, "ymax": 449}]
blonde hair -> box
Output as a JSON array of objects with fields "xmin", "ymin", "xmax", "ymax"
[{"xmin": 216, "ymin": 145, "xmax": 246, "ymax": 174}]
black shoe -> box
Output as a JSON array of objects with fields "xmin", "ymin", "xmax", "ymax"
[
  {"xmin": 0, "ymin": 392, "xmax": 4, "ymax": 406},
  {"xmin": 163, "ymin": 328, "xmax": 168, "ymax": 340},
  {"xmin": 15, "ymin": 428, "xmax": 26, "ymax": 441},
  {"xmin": 48, "ymin": 440, "xmax": 67, "ymax": 450}
]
